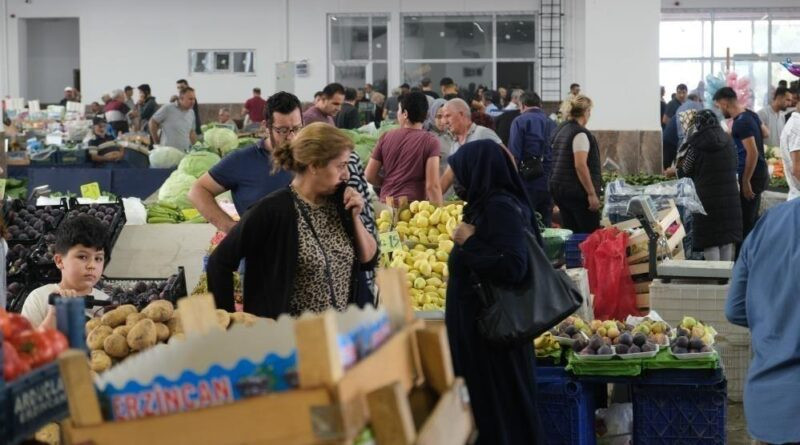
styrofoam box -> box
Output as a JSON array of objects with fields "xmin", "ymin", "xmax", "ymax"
[
  {"xmin": 649, "ymin": 279, "xmax": 750, "ymax": 343},
  {"xmin": 714, "ymin": 338, "xmax": 751, "ymax": 402},
  {"xmin": 566, "ymin": 268, "xmax": 593, "ymax": 321}
]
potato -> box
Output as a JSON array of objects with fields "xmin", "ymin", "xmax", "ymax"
[
  {"xmin": 100, "ymin": 308, "xmax": 128, "ymax": 328},
  {"xmin": 90, "ymin": 350, "xmax": 112, "ymax": 372},
  {"xmin": 127, "ymin": 319, "xmax": 157, "ymax": 351},
  {"xmin": 216, "ymin": 309, "xmax": 231, "ymax": 329},
  {"xmin": 85, "ymin": 318, "xmax": 102, "ymax": 335},
  {"xmin": 141, "ymin": 300, "xmax": 173, "ymax": 322},
  {"xmin": 87, "ymin": 325, "xmax": 113, "ymax": 350},
  {"xmin": 155, "ymin": 323, "xmax": 170, "ymax": 342},
  {"xmin": 103, "ymin": 333, "xmax": 130, "ymax": 358},
  {"xmin": 116, "ymin": 304, "xmax": 138, "ymax": 317},
  {"xmin": 230, "ymin": 311, "xmax": 257, "ymax": 327},
  {"xmin": 166, "ymin": 315, "xmax": 183, "ymax": 335},
  {"xmin": 126, "ymin": 313, "xmax": 146, "ymax": 326},
  {"xmin": 113, "ymin": 325, "xmax": 131, "ymax": 337}
]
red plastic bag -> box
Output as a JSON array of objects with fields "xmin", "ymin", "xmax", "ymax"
[{"xmin": 579, "ymin": 228, "xmax": 641, "ymax": 320}]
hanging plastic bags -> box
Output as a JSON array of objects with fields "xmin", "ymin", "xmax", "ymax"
[{"xmin": 580, "ymin": 228, "xmax": 641, "ymax": 321}]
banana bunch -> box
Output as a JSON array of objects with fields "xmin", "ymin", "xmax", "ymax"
[{"xmin": 534, "ymin": 332, "xmax": 561, "ymax": 357}]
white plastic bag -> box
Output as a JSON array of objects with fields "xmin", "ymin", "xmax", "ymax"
[
  {"xmin": 122, "ymin": 197, "xmax": 148, "ymax": 225},
  {"xmin": 596, "ymin": 403, "xmax": 633, "ymax": 445}
]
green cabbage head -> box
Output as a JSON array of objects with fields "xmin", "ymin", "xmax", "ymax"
[
  {"xmin": 178, "ymin": 151, "xmax": 221, "ymax": 178},
  {"xmin": 158, "ymin": 170, "xmax": 197, "ymax": 209}
]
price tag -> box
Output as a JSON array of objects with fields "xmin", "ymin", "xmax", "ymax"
[
  {"xmin": 45, "ymin": 133, "xmax": 63, "ymax": 146},
  {"xmin": 379, "ymin": 231, "xmax": 402, "ymax": 254},
  {"xmin": 80, "ymin": 182, "xmax": 101, "ymax": 200},
  {"xmin": 0, "ymin": 178, "xmax": 6, "ymax": 200},
  {"xmin": 182, "ymin": 208, "xmax": 200, "ymax": 220}
]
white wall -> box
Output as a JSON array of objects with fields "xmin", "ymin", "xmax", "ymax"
[
  {"xmin": 23, "ymin": 18, "xmax": 79, "ymax": 104},
  {"xmin": 578, "ymin": 0, "xmax": 661, "ymax": 131},
  {"xmin": 661, "ymin": 0, "xmax": 800, "ymax": 10}
]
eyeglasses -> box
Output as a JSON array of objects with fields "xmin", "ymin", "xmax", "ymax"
[{"xmin": 270, "ymin": 125, "xmax": 303, "ymax": 135}]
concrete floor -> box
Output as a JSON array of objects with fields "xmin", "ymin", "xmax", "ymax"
[{"xmin": 727, "ymin": 403, "xmax": 753, "ymax": 445}]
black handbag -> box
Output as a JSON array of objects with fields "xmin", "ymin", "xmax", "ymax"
[
  {"xmin": 473, "ymin": 229, "xmax": 583, "ymax": 345},
  {"xmin": 518, "ymin": 153, "xmax": 545, "ymax": 181}
]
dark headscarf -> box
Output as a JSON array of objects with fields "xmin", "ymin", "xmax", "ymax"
[
  {"xmin": 448, "ymin": 140, "xmax": 535, "ymax": 230},
  {"xmin": 694, "ymin": 109, "xmax": 719, "ymax": 132}
]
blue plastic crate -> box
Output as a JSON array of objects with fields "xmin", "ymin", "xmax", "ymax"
[
  {"xmin": 536, "ymin": 367, "xmax": 597, "ymax": 445},
  {"xmin": 56, "ymin": 148, "xmax": 88, "ymax": 164},
  {"xmin": 2, "ymin": 361, "xmax": 70, "ymax": 444},
  {"xmin": 632, "ymin": 380, "xmax": 727, "ymax": 445}
]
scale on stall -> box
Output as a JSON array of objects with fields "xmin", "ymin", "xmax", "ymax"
[{"xmin": 626, "ymin": 195, "xmax": 733, "ymax": 284}]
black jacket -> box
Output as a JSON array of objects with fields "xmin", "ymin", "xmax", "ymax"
[
  {"xmin": 336, "ymin": 103, "xmax": 361, "ymax": 130},
  {"xmin": 207, "ymin": 185, "xmax": 377, "ymax": 318},
  {"xmin": 495, "ymin": 109, "xmax": 521, "ymax": 146},
  {"xmin": 678, "ymin": 126, "xmax": 743, "ymax": 249},
  {"xmin": 549, "ymin": 121, "xmax": 602, "ymax": 199}
]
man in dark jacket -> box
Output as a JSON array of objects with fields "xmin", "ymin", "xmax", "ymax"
[
  {"xmin": 336, "ymin": 88, "xmax": 361, "ymax": 130},
  {"xmin": 508, "ymin": 91, "xmax": 557, "ymax": 225}
]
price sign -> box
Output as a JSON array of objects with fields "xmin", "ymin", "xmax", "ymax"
[
  {"xmin": 182, "ymin": 208, "xmax": 200, "ymax": 220},
  {"xmin": 379, "ymin": 231, "xmax": 402, "ymax": 255},
  {"xmin": 80, "ymin": 182, "xmax": 101, "ymax": 200},
  {"xmin": 0, "ymin": 178, "xmax": 6, "ymax": 200}
]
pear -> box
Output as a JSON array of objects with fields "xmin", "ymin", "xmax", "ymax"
[{"xmin": 681, "ymin": 316, "xmax": 697, "ymax": 329}]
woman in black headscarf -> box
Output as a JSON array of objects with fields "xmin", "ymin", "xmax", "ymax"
[
  {"xmin": 676, "ymin": 109, "xmax": 742, "ymax": 261},
  {"xmin": 446, "ymin": 139, "xmax": 541, "ymax": 445}
]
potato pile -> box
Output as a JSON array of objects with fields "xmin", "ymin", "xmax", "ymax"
[{"xmin": 86, "ymin": 300, "xmax": 257, "ymax": 373}]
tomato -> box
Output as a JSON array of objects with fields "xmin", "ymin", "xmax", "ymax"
[
  {"xmin": 3, "ymin": 340, "xmax": 30, "ymax": 381},
  {"xmin": 10, "ymin": 330, "xmax": 56, "ymax": 369},
  {"xmin": 0, "ymin": 310, "xmax": 33, "ymax": 342},
  {"xmin": 40, "ymin": 328, "xmax": 69, "ymax": 357}
]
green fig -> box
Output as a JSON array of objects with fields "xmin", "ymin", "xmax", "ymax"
[{"xmin": 682, "ymin": 316, "xmax": 697, "ymax": 329}]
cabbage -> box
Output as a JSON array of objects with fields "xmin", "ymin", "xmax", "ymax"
[
  {"xmin": 178, "ymin": 151, "xmax": 221, "ymax": 178},
  {"xmin": 157, "ymin": 170, "xmax": 196, "ymax": 209},
  {"xmin": 204, "ymin": 128, "xmax": 239, "ymax": 156},
  {"xmin": 149, "ymin": 146, "xmax": 186, "ymax": 168}
]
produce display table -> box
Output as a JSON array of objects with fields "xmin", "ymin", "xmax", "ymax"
[
  {"xmin": 58, "ymin": 271, "xmax": 475, "ymax": 445},
  {"xmin": 9, "ymin": 165, "xmax": 174, "ymax": 199},
  {"xmin": 103, "ymin": 224, "xmax": 217, "ymax": 292}
]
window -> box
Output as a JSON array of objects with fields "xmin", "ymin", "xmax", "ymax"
[
  {"xmin": 660, "ymin": 14, "xmax": 800, "ymax": 110},
  {"xmin": 401, "ymin": 13, "xmax": 536, "ymax": 92},
  {"xmin": 189, "ymin": 50, "xmax": 255, "ymax": 75},
  {"xmin": 328, "ymin": 14, "xmax": 389, "ymax": 95}
]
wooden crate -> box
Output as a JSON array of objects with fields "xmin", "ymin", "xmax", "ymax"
[
  {"xmin": 606, "ymin": 202, "xmax": 686, "ymax": 277},
  {"xmin": 59, "ymin": 270, "xmax": 474, "ymax": 445}
]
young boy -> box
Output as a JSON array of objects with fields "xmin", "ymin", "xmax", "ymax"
[{"xmin": 21, "ymin": 215, "xmax": 111, "ymax": 328}]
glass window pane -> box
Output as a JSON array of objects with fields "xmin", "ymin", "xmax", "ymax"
[
  {"xmin": 714, "ymin": 20, "xmax": 754, "ymax": 57},
  {"xmin": 404, "ymin": 62, "xmax": 492, "ymax": 92},
  {"xmin": 703, "ymin": 21, "xmax": 712, "ymax": 57},
  {"xmin": 215, "ymin": 52, "xmax": 231, "ymax": 71},
  {"xmin": 233, "ymin": 52, "xmax": 254, "ymax": 73},
  {"xmin": 773, "ymin": 61, "xmax": 798, "ymax": 92},
  {"xmin": 497, "ymin": 62, "xmax": 534, "ymax": 91},
  {"xmin": 772, "ymin": 20, "xmax": 800, "ymax": 54},
  {"xmin": 372, "ymin": 62, "xmax": 388, "ymax": 96},
  {"xmin": 403, "ymin": 16, "xmax": 493, "ymax": 59},
  {"xmin": 753, "ymin": 20, "xmax": 769, "ymax": 55},
  {"xmin": 330, "ymin": 16, "xmax": 369, "ymax": 60},
  {"xmin": 497, "ymin": 15, "xmax": 535, "ymax": 58},
  {"xmin": 334, "ymin": 65, "xmax": 366, "ymax": 90},
  {"xmin": 373, "ymin": 17, "xmax": 388, "ymax": 60},
  {"xmin": 732, "ymin": 60, "xmax": 768, "ymax": 109},
  {"xmin": 660, "ymin": 61, "xmax": 703, "ymax": 96},
  {"xmin": 660, "ymin": 21, "xmax": 703, "ymax": 58},
  {"xmin": 191, "ymin": 51, "xmax": 209, "ymax": 73}
]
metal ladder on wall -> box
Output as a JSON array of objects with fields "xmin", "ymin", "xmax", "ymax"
[{"xmin": 539, "ymin": 0, "xmax": 564, "ymax": 102}]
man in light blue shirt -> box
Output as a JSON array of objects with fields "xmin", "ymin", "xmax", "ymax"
[
  {"xmin": 482, "ymin": 90, "xmax": 504, "ymax": 118},
  {"xmin": 726, "ymin": 199, "xmax": 800, "ymax": 445}
]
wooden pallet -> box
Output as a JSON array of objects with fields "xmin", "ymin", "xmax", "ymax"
[{"xmin": 59, "ymin": 270, "xmax": 474, "ymax": 445}]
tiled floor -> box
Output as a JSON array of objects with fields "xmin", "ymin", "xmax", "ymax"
[{"xmin": 728, "ymin": 403, "xmax": 753, "ymax": 445}]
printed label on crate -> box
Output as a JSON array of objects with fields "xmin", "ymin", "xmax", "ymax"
[
  {"xmin": 80, "ymin": 182, "xmax": 101, "ymax": 199},
  {"xmin": 8, "ymin": 363, "xmax": 69, "ymax": 437},
  {"xmin": 95, "ymin": 305, "xmax": 392, "ymax": 421}
]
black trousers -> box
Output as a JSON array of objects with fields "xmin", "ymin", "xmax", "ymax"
[
  {"xmin": 740, "ymin": 191, "xmax": 762, "ymax": 240},
  {"xmin": 529, "ymin": 190, "xmax": 554, "ymax": 227},
  {"xmin": 553, "ymin": 193, "xmax": 601, "ymax": 234}
]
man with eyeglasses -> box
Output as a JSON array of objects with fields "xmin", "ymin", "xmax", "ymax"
[{"xmin": 189, "ymin": 92, "xmax": 300, "ymax": 232}]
